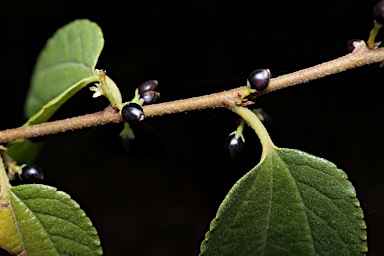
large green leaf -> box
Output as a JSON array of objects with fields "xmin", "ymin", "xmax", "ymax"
[
  {"xmin": 200, "ymin": 148, "xmax": 367, "ymax": 256},
  {"xmin": 7, "ymin": 19, "xmax": 104, "ymax": 163},
  {"xmin": 24, "ymin": 19, "xmax": 104, "ymax": 119},
  {"xmin": 0, "ymin": 184, "xmax": 103, "ymax": 256}
]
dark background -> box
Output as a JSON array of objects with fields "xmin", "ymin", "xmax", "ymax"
[{"xmin": 1, "ymin": 0, "xmax": 383, "ymax": 255}]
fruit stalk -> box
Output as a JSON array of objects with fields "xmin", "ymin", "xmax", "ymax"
[{"xmin": 230, "ymin": 106, "xmax": 275, "ymax": 161}]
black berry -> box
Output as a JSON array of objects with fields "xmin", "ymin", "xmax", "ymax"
[
  {"xmin": 248, "ymin": 69, "xmax": 271, "ymax": 91},
  {"xmin": 373, "ymin": 0, "xmax": 384, "ymax": 24},
  {"xmin": 346, "ymin": 39, "xmax": 364, "ymax": 52},
  {"xmin": 121, "ymin": 103, "xmax": 145, "ymax": 124},
  {"xmin": 20, "ymin": 165, "xmax": 44, "ymax": 181},
  {"xmin": 138, "ymin": 80, "xmax": 158, "ymax": 94},
  {"xmin": 141, "ymin": 91, "xmax": 160, "ymax": 105},
  {"xmin": 225, "ymin": 134, "xmax": 244, "ymax": 159}
]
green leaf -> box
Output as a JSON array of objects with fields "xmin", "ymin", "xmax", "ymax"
[
  {"xmin": 5, "ymin": 141, "xmax": 43, "ymax": 165},
  {"xmin": 7, "ymin": 19, "xmax": 104, "ymax": 164},
  {"xmin": 0, "ymin": 205, "xmax": 23, "ymax": 254},
  {"xmin": 200, "ymin": 148, "xmax": 367, "ymax": 256},
  {"xmin": 24, "ymin": 19, "xmax": 104, "ymax": 119},
  {"xmin": 3, "ymin": 184, "xmax": 103, "ymax": 256},
  {"xmin": 24, "ymin": 75, "xmax": 99, "ymax": 126}
]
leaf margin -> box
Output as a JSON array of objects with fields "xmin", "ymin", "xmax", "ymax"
[{"xmin": 200, "ymin": 147, "xmax": 367, "ymax": 256}]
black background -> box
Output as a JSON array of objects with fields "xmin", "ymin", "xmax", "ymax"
[{"xmin": 1, "ymin": 0, "xmax": 384, "ymax": 255}]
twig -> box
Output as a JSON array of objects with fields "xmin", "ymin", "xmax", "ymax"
[{"xmin": 0, "ymin": 45, "xmax": 383, "ymax": 144}]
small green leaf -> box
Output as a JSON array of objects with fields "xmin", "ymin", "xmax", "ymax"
[
  {"xmin": 200, "ymin": 148, "xmax": 367, "ymax": 256},
  {"xmin": 6, "ymin": 184, "xmax": 102, "ymax": 256},
  {"xmin": 24, "ymin": 19, "xmax": 104, "ymax": 119}
]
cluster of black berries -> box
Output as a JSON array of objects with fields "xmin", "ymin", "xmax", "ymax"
[
  {"xmin": 138, "ymin": 80, "xmax": 160, "ymax": 105},
  {"xmin": 120, "ymin": 80, "xmax": 160, "ymax": 125}
]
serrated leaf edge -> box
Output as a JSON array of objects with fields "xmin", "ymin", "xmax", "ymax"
[{"xmin": 9, "ymin": 185, "xmax": 102, "ymax": 256}]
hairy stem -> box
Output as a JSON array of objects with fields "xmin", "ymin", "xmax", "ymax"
[
  {"xmin": 230, "ymin": 106, "xmax": 275, "ymax": 161},
  {"xmin": 0, "ymin": 45, "xmax": 384, "ymax": 144}
]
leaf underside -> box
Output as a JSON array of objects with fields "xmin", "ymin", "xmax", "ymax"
[
  {"xmin": 24, "ymin": 19, "xmax": 104, "ymax": 120},
  {"xmin": 200, "ymin": 148, "xmax": 367, "ymax": 256},
  {"xmin": 7, "ymin": 19, "xmax": 104, "ymax": 163},
  {"xmin": 5, "ymin": 141, "xmax": 43, "ymax": 165},
  {"xmin": 5, "ymin": 184, "xmax": 103, "ymax": 256}
]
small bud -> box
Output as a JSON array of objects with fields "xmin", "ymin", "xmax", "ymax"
[{"xmin": 346, "ymin": 39, "xmax": 365, "ymax": 52}]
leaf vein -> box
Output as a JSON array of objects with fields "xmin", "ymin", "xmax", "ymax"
[
  {"xmin": 305, "ymin": 205, "xmax": 349, "ymax": 251},
  {"xmin": 34, "ymin": 210, "xmax": 92, "ymax": 235},
  {"xmin": 260, "ymin": 154, "xmax": 274, "ymax": 256},
  {"xmin": 296, "ymin": 180, "xmax": 358, "ymax": 228},
  {"xmin": 50, "ymin": 234, "xmax": 95, "ymax": 252},
  {"xmin": 36, "ymin": 61, "xmax": 91, "ymax": 79},
  {"xmin": 287, "ymin": 162, "xmax": 348, "ymax": 191},
  {"xmin": 273, "ymin": 151, "xmax": 317, "ymax": 255},
  {"xmin": 22, "ymin": 198, "xmax": 92, "ymax": 235},
  {"xmin": 10, "ymin": 192, "xmax": 60, "ymax": 254}
]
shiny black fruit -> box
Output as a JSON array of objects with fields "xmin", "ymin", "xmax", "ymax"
[
  {"xmin": 20, "ymin": 165, "xmax": 44, "ymax": 181},
  {"xmin": 248, "ymin": 69, "xmax": 271, "ymax": 91},
  {"xmin": 138, "ymin": 80, "xmax": 158, "ymax": 94},
  {"xmin": 225, "ymin": 134, "xmax": 244, "ymax": 158},
  {"xmin": 121, "ymin": 103, "xmax": 145, "ymax": 124},
  {"xmin": 141, "ymin": 91, "xmax": 160, "ymax": 105}
]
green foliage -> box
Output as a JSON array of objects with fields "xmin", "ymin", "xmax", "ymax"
[
  {"xmin": 5, "ymin": 141, "xmax": 43, "ymax": 165},
  {"xmin": 0, "ymin": 17, "xmax": 370, "ymax": 255},
  {"xmin": 0, "ymin": 20, "xmax": 105, "ymax": 255},
  {"xmin": 0, "ymin": 206, "xmax": 22, "ymax": 254},
  {"xmin": 24, "ymin": 76, "xmax": 99, "ymax": 126},
  {"xmin": 200, "ymin": 148, "xmax": 367, "ymax": 256},
  {"xmin": 1, "ymin": 184, "xmax": 102, "ymax": 256},
  {"xmin": 8, "ymin": 19, "xmax": 124, "ymax": 165},
  {"xmin": 7, "ymin": 19, "xmax": 106, "ymax": 164},
  {"xmin": 24, "ymin": 19, "xmax": 104, "ymax": 121}
]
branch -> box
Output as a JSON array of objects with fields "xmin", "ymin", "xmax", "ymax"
[{"xmin": 1, "ymin": 45, "xmax": 384, "ymax": 144}]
